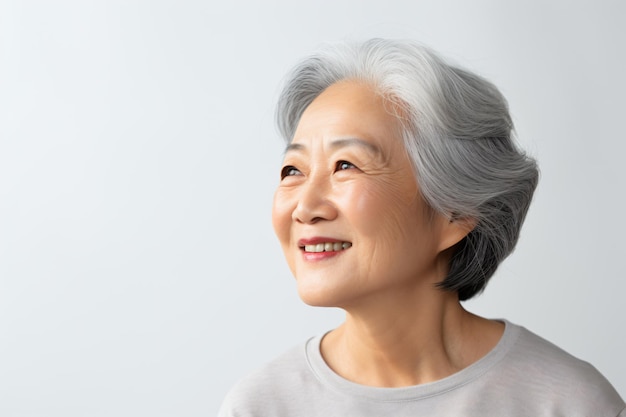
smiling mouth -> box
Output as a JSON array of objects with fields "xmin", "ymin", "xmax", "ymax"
[{"xmin": 301, "ymin": 242, "xmax": 352, "ymax": 253}]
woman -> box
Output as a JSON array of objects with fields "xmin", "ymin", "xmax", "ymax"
[{"xmin": 219, "ymin": 39, "xmax": 624, "ymax": 416}]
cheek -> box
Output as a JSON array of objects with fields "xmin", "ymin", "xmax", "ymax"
[
  {"xmin": 272, "ymin": 191, "xmax": 285, "ymax": 238},
  {"xmin": 340, "ymin": 176, "xmax": 420, "ymax": 241},
  {"xmin": 271, "ymin": 190, "xmax": 291, "ymax": 244},
  {"xmin": 272, "ymin": 189, "xmax": 299, "ymax": 277}
]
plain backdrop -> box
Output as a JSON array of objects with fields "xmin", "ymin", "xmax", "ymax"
[{"xmin": 1, "ymin": 1, "xmax": 624, "ymax": 415}]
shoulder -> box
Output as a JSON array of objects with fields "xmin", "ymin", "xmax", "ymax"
[
  {"xmin": 496, "ymin": 322, "xmax": 624, "ymax": 416},
  {"xmin": 509, "ymin": 323, "xmax": 611, "ymax": 384},
  {"xmin": 217, "ymin": 339, "xmax": 318, "ymax": 417}
]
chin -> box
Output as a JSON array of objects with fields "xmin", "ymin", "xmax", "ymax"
[{"xmin": 296, "ymin": 282, "xmax": 345, "ymax": 308}]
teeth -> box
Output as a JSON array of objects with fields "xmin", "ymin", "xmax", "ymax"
[{"xmin": 304, "ymin": 242, "xmax": 352, "ymax": 253}]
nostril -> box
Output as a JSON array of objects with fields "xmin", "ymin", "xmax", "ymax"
[{"xmin": 291, "ymin": 187, "xmax": 338, "ymax": 223}]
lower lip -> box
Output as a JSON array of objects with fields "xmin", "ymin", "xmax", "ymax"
[{"xmin": 301, "ymin": 249, "xmax": 347, "ymax": 261}]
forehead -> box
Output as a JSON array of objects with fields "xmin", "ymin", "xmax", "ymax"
[{"xmin": 291, "ymin": 81, "xmax": 404, "ymax": 153}]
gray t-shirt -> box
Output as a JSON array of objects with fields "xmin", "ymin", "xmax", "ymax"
[{"xmin": 219, "ymin": 321, "xmax": 625, "ymax": 416}]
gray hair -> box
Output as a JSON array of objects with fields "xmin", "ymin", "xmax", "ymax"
[{"xmin": 276, "ymin": 39, "xmax": 539, "ymax": 300}]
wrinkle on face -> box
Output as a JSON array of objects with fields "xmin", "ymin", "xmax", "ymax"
[
  {"xmin": 348, "ymin": 159, "xmax": 442, "ymax": 296},
  {"xmin": 272, "ymin": 80, "xmax": 453, "ymax": 309}
]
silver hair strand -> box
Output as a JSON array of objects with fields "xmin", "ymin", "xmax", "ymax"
[{"xmin": 276, "ymin": 39, "xmax": 539, "ymax": 300}]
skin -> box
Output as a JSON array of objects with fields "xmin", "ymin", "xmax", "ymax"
[{"xmin": 272, "ymin": 80, "xmax": 504, "ymax": 388}]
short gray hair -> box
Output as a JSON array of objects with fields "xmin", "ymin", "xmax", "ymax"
[{"xmin": 276, "ymin": 39, "xmax": 539, "ymax": 300}]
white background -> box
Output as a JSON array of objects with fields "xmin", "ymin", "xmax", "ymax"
[{"xmin": 1, "ymin": 1, "xmax": 624, "ymax": 415}]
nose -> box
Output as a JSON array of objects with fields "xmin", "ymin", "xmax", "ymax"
[{"xmin": 292, "ymin": 177, "xmax": 338, "ymax": 224}]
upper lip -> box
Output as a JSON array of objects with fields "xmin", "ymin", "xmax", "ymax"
[{"xmin": 297, "ymin": 237, "xmax": 349, "ymax": 247}]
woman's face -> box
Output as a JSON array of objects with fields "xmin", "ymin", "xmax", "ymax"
[{"xmin": 272, "ymin": 81, "xmax": 461, "ymax": 308}]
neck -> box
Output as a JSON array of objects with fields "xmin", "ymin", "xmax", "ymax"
[{"xmin": 320, "ymin": 287, "xmax": 503, "ymax": 387}]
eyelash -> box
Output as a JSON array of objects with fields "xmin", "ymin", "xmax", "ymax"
[
  {"xmin": 336, "ymin": 160, "xmax": 356, "ymax": 171},
  {"xmin": 280, "ymin": 165, "xmax": 301, "ymax": 179},
  {"xmin": 280, "ymin": 160, "xmax": 358, "ymax": 179}
]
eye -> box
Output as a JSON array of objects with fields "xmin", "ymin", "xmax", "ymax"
[
  {"xmin": 280, "ymin": 165, "xmax": 302, "ymax": 179},
  {"xmin": 336, "ymin": 160, "xmax": 357, "ymax": 171}
]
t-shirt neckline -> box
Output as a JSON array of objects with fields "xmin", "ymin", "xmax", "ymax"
[{"xmin": 304, "ymin": 319, "xmax": 520, "ymax": 402}]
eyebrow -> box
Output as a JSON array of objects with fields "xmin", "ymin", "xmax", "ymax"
[{"xmin": 284, "ymin": 138, "xmax": 382, "ymax": 157}]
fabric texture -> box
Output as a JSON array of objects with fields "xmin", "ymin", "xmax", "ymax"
[{"xmin": 219, "ymin": 321, "xmax": 625, "ymax": 417}]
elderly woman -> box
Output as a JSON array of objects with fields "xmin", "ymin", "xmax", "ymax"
[{"xmin": 219, "ymin": 39, "xmax": 624, "ymax": 416}]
